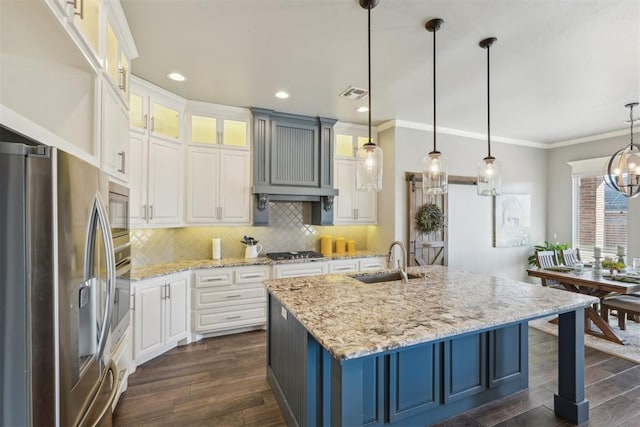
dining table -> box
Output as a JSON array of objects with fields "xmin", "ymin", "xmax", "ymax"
[{"xmin": 527, "ymin": 267, "xmax": 640, "ymax": 345}]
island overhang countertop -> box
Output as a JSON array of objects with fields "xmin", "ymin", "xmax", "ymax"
[{"xmin": 264, "ymin": 265, "xmax": 599, "ymax": 360}]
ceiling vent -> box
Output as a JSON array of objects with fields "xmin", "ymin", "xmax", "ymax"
[{"xmin": 338, "ymin": 86, "xmax": 368, "ymax": 100}]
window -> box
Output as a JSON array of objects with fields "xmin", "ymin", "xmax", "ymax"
[{"xmin": 572, "ymin": 170, "xmax": 628, "ymax": 260}]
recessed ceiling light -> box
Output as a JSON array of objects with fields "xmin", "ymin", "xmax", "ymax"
[
  {"xmin": 357, "ymin": 106, "xmax": 369, "ymax": 113},
  {"xmin": 167, "ymin": 72, "xmax": 186, "ymax": 82},
  {"xmin": 275, "ymin": 91, "xmax": 290, "ymax": 99}
]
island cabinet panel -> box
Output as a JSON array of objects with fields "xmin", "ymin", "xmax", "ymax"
[
  {"xmin": 267, "ymin": 297, "xmax": 307, "ymax": 425},
  {"xmin": 444, "ymin": 333, "xmax": 487, "ymax": 404},
  {"xmin": 388, "ymin": 343, "xmax": 441, "ymax": 423},
  {"xmin": 490, "ymin": 323, "xmax": 527, "ymax": 387}
]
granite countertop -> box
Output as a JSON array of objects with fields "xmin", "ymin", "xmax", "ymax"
[
  {"xmin": 263, "ymin": 265, "xmax": 599, "ymax": 361},
  {"xmin": 131, "ymin": 251, "xmax": 387, "ymax": 281}
]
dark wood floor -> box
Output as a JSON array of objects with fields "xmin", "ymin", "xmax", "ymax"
[{"xmin": 114, "ymin": 328, "xmax": 640, "ymax": 427}]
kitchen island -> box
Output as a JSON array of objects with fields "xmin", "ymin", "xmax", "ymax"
[{"xmin": 264, "ymin": 265, "xmax": 598, "ymax": 426}]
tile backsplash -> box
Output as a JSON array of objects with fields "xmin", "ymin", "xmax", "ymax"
[{"xmin": 131, "ymin": 202, "xmax": 371, "ymax": 266}]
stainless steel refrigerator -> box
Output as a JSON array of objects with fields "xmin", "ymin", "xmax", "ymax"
[{"xmin": 1, "ymin": 128, "xmax": 118, "ymax": 426}]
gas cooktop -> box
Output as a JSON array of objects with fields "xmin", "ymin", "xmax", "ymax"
[{"xmin": 266, "ymin": 251, "xmax": 324, "ymax": 261}]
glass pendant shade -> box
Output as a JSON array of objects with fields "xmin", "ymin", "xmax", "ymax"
[
  {"xmin": 423, "ymin": 151, "xmax": 448, "ymax": 195},
  {"xmin": 356, "ymin": 142, "xmax": 383, "ymax": 192},
  {"xmin": 477, "ymin": 156, "xmax": 502, "ymax": 196}
]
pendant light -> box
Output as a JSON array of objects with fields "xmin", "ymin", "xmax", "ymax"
[
  {"xmin": 423, "ymin": 18, "xmax": 448, "ymax": 195},
  {"xmin": 477, "ymin": 37, "xmax": 502, "ymax": 196},
  {"xmin": 356, "ymin": 0, "xmax": 383, "ymax": 192},
  {"xmin": 604, "ymin": 102, "xmax": 640, "ymax": 198}
]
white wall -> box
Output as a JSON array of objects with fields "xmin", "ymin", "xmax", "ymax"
[
  {"xmin": 369, "ymin": 125, "xmax": 547, "ymax": 281},
  {"xmin": 547, "ymin": 131, "xmax": 640, "ymax": 260}
]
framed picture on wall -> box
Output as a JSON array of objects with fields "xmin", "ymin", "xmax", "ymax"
[{"xmin": 493, "ymin": 194, "xmax": 531, "ymax": 248}]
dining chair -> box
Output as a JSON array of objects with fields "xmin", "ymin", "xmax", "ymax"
[
  {"xmin": 561, "ymin": 248, "xmax": 581, "ymax": 266},
  {"xmin": 534, "ymin": 250, "xmax": 561, "ymax": 287}
]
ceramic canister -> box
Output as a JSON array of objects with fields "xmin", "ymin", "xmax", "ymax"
[
  {"xmin": 320, "ymin": 235, "xmax": 332, "ymax": 256},
  {"xmin": 347, "ymin": 240, "xmax": 356, "ymax": 254},
  {"xmin": 335, "ymin": 237, "xmax": 345, "ymax": 254}
]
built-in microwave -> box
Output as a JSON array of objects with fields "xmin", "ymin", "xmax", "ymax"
[{"xmin": 108, "ymin": 182, "xmax": 130, "ymax": 346}]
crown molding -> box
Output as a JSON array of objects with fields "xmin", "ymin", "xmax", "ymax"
[{"xmin": 377, "ymin": 119, "xmax": 547, "ymax": 149}]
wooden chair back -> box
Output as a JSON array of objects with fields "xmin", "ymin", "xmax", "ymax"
[
  {"xmin": 561, "ymin": 248, "xmax": 581, "ymax": 266},
  {"xmin": 535, "ymin": 250, "xmax": 557, "ymax": 269}
]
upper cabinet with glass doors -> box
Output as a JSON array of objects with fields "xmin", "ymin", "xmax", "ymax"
[
  {"xmin": 187, "ymin": 101, "xmax": 250, "ymax": 149},
  {"xmin": 130, "ymin": 76, "xmax": 184, "ymax": 141},
  {"xmin": 104, "ymin": 4, "xmax": 134, "ymax": 107}
]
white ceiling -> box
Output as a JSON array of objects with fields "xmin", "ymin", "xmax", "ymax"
[{"xmin": 121, "ymin": 0, "xmax": 640, "ymax": 144}]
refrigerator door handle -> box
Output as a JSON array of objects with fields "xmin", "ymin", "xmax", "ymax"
[
  {"xmin": 77, "ymin": 359, "xmax": 120, "ymax": 427},
  {"xmin": 93, "ymin": 194, "xmax": 117, "ymax": 361}
]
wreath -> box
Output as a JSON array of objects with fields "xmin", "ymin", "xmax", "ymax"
[{"xmin": 416, "ymin": 203, "xmax": 444, "ymax": 234}]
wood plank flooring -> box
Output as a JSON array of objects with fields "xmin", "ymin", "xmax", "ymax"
[{"xmin": 113, "ymin": 328, "xmax": 640, "ymax": 426}]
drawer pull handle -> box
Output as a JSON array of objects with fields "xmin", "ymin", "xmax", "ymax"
[
  {"xmin": 363, "ymin": 264, "xmax": 382, "ymax": 268},
  {"xmin": 334, "ymin": 267, "xmax": 352, "ymax": 271},
  {"xmin": 226, "ymin": 315, "xmax": 242, "ymax": 320},
  {"xmin": 203, "ymin": 277, "xmax": 224, "ymax": 282},
  {"xmin": 226, "ymin": 294, "xmax": 242, "ymax": 298},
  {"xmin": 243, "ymin": 274, "xmax": 263, "ymax": 279}
]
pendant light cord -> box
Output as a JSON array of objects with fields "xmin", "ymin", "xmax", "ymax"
[
  {"xmin": 368, "ymin": 5, "xmax": 372, "ymax": 145},
  {"xmin": 432, "ymin": 26, "xmax": 437, "ymax": 152},
  {"xmin": 486, "ymin": 43, "xmax": 491, "ymax": 158},
  {"xmin": 630, "ymin": 104, "xmax": 635, "ymax": 148}
]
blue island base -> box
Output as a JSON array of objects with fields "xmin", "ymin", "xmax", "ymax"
[{"xmin": 267, "ymin": 297, "xmax": 529, "ymax": 426}]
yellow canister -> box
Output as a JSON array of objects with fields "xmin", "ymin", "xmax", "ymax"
[
  {"xmin": 347, "ymin": 240, "xmax": 356, "ymax": 254},
  {"xmin": 320, "ymin": 235, "xmax": 333, "ymax": 256},
  {"xmin": 335, "ymin": 237, "xmax": 346, "ymax": 254}
]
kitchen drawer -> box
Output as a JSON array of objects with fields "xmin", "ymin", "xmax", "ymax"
[
  {"xmin": 273, "ymin": 262, "xmax": 328, "ymax": 278},
  {"xmin": 236, "ymin": 267, "xmax": 270, "ymax": 284},
  {"xmin": 329, "ymin": 260, "xmax": 359, "ymax": 273},
  {"xmin": 194, "ymin": 286, "xmax": 265, "ymax": 309},
  {"xmin": 194, "ymin": 269, "xmax": 234, "ymax": 287},
  {"xmin": 194, "ymin": 304, "xmax": 266, "ymax": 332},
  {"xmin": 359, "ymin": 257, "xmax": 387, "ymax": 271}
]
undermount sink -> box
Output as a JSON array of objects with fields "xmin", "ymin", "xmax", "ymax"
[{"xmin": 351, "ymin": 271, "xmax": 423, "ymax": 284}]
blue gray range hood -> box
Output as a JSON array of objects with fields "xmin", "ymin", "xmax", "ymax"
[{"xmin": 251, "ymin": 108, "xmax": 338, "ymax": 225}]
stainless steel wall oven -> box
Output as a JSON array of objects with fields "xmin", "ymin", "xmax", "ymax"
[{"xmin": 108, "ymin": 181, "xmax": 131, "ymax": 347}]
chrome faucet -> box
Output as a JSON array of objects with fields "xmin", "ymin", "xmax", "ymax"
[{"xmin": 388, "ymin": 241, "xmax": 409, "ymax": 283}]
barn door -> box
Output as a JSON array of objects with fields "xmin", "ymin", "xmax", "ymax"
[
  {"xmin": 406, "ymin": 173, "xmax": 477, "ymax": 266},
  {"xmin": 406, "ymin": 173, "xmax": 448, "ymax": 266}
]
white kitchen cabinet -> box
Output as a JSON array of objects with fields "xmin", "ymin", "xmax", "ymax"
[
  {"xmin": 359, "ymin": 257, "xmax": 387, "ymax": 271},
  {"xmin": 192, "ymin": 266, "xmax": 269, "ymax": 337},
  {"xmin": 186, "ymin": 147, "xmax": 251, "ymax": 224},
  {"xmin": 104, "ymin": 14, "xmax": 130, "ymax": 106},
  {"xmin": 187, "ymin": 102, "xmax": 251, "ymax": 148},
  {"xmin": 64, "ymin": 0, "xmax": 102, "ymax": 68},
  {"xmin": 334, "ymin": 159, "xmax": 377, "ymax": 224},
  {"xmin": 273, "ymin": 262, "xmax": 329, "ymax": 278},
  {"xmin": 130, "ymin": 76, "xmax": 184, "ymax": 142},
  {"xmin": 101, "ymin": 80, "xmax": 129, "ymax": 182},
  {"xmin": 129, "ymin": 135, "xmax": 183, "ymax": 227},
  {"xmin": 328, "ymin": 259, "xmax": 360, "ymax": 273},
  {"xmin": 133, "ymin": 273, "xmax": 189, "ymax": 366}
]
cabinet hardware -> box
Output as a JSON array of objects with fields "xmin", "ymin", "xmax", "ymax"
[
  {"xmin": 355, "ymin": 208, "xmax": 359, "ymax": 220},
  {"xmin": 226, "ymin": 295, "xmax": 242, "ymax": 298},
  {"xmin": 161, "ymin": 284, "xmax": 166, "ymax": 299},
  {"xmin": 149, "ymin": 205, "xmax": 154, "ymax": 220},
  {"xmin": 167, "ymin": 284, "xmax": 171, "ymax": 299},
  {"xmin": 202, "ymin": 277, "xmax": 224, "ymax": 282},
  {"xmin": 150, "ymin": 116, "xmax": 155, "ymax": 131},
  {"xmin": 334, "ymin": 266, "xmax": 352, "ymax": 271},
  {"xmin": 118, "ymin": 67, "xmax": 127, "ymax": 91},
  {"xmin": 243, "ymin": 274, "xmax": 262, "ymax": 279},
  {"xmin": 117, "ymin": 151, "xmax": 126, "ymax": 173},
  {"xmin": 143, "ymin": 114, "xmax": 148, "ymax": 129},
  {"xmin": 142, "ymin": 205, "xmax": 148, "ymax": 221},
  {"xmin": 67, "ymin": 0, "xmax": 84, "ymax": 19},
  {"xmin": 363, "ymin": 264, "xmax": 382, "ymax": 269},
  {"xmin": 130, "ymin": 295, "xmax": 135, "ymax": 310},
  {"xmin": 226, "ymin": 315, "xmax": 241, "ymax": 320}
]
